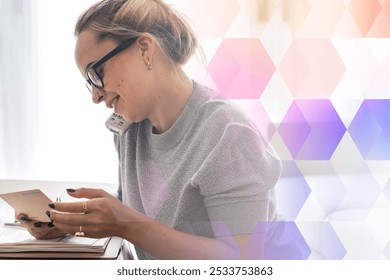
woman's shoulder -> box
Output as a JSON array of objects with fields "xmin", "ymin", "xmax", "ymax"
[{"xmin": 194, "ymin": 82, "xmax": 256, "ymax": 131}]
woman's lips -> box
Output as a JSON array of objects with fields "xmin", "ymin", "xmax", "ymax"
[{"xmin": 107, "ymin": 95, "xmax": 120, "ymax": 108}]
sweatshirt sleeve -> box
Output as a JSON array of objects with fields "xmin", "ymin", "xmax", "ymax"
[{"xmin": 193, "ymin": 122, "xmax": 281, "ymax": 236}]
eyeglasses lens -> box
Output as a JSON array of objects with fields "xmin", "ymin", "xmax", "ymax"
[{"xmin": 87, "ymin": 69, "xmax": 103, "ymax": 89}]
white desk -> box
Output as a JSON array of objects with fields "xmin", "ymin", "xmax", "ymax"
[{"xmin": 0, "ymin": 179, "xmax": 136, "ymax": 259}]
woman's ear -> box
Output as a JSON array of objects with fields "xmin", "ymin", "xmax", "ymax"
[{"xmin": 137, "ymin": 35, "xmax": 155, "ymax": 67}]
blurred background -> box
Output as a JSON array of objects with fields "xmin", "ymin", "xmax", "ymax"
[
  {"xmin": 1, "ymin": 0, "xmax": 390, "ymax": 259},
  {"xmin": 2, "ymin": 0, "xmax": 390, "ymax": 182}
]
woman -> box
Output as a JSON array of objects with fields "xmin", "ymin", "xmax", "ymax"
[{"xmin": 18, "ymin": 0, "xmax": 281, "ymax": 259}]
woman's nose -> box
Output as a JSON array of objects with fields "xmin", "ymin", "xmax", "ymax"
[{"xmin": 92, "ymin": 87, "xmax": 104, "ymax": 104}]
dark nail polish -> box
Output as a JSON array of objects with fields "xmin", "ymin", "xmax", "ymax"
[
  {"xmin": 46, "ymin": 211, "xmax": 51, "ymax": 218},
  {"xmin": 48, "ymin": 222, "xmax": 54, "ymax": 228},
  {"xmin": 20, "ymin": 216, "xmax": 28, "ymax": 222},
  {"xmin": 48, "ymin": 203, "xmax": 55, "ymax": 209},
  {"xmin": 67, "ymin": 188, "xmax": 76, "ymax": 193},
  {"xmin": 98, "ymin": 95, "xmax": 104, "ymax": 102},
  {"xmin": 34, "ymin": 222, "xmax": 42, "ymax": 228}
]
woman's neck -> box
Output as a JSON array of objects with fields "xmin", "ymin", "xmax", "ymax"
[{"xmin": 148, "ymin": 69, "xmax": 194, "ymax": 134}]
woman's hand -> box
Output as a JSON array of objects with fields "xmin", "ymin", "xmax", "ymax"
[
  {"xmin": 44, "ymin": 188, "xmax": 265, "ymax": 259},
  {"xmin": 47, "ymin": 188, "xmax": 133, "ymax": 239},
  {"xmin": 16, "ymin": 213, "xmax": 66, "ymax": 240}
]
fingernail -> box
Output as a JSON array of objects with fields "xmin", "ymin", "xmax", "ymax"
[
  {"xmin": 34, "ymin": 222, "xmax": 42, "ymax": 228},
  {"xmin": 20, "ymin": 216, "xmax": 28, "ymax": 222},
  {"xmin": 98, "ymin": 95, "xmax": 104, "ymax": 102},
  {"xmin": 48, "ymin": 203, "xmax": 55, "ymax": 209},
  {"xmin": 67, "ymin": 188, "xmax": 76, "ymax": 193},
  {"xmin": 46, "ymin": 211, "xmax": 54, "ymax": 223},
  {"xmin": 48, "ymin": 222, "xmax": 55, "ymax": 228}
]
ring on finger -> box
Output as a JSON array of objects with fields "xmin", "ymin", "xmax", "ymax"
[
  {"xmin": 82, "ymin": 201, "xmax": 88, "ymax": 214},
  {"xmin": 75, "ymin": 225, "xmax": 84, "ymax": 236}
]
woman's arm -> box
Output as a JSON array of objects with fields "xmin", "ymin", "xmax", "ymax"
[
  {"xmin": 122, "ymin": 219, "xmax": 265, "ymax": 259},
  {"xmin": 48, "ymin": 188, "xmax": 265, "ymax": 259}
]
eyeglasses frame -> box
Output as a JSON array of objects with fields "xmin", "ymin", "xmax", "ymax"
[{"xmin": 86, "ymin": 37, "xmax": 138, "ymax": 92}]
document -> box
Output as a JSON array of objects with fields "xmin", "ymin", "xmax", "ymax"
[
  {"xmin": 0, "ymin": 189, "xmax": 52, "ymax": 222},
  {"xmin": 0, "ymin": 226, "xmax": 110, "ymax": 253},
  {"xmin": 0, "ymin": 189, "xmax": 124, "ymax": 259}
]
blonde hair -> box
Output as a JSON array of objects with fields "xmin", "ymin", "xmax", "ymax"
[{"xmin": 75, "ymin": 0, "xmax": 201, "ymax": 68}]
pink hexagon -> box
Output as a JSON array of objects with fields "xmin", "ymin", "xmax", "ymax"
[
  {"xmin": 349, "ymin": 0, "xmax": 382, "ymax": 36},
  {"xmin": 208, "ymin": 39, "xmax": 276, "ymax": 99},
  {"xmin": 172, "ymin": 0, "xmax": 240, "ymax": 37},
  {"xmin": 279, "ymin": 39, "xmax": 346, "ymax": 98},
  {"xmin": 283, "ymin": 0, "xmax": 311, "ymax": 35},
  {"xmin": 297, "ymin": 0, "xmax": 345, "ymax": 37},
  {"xmin": 385, "ymin": 0, "xmax": 390, "ymax": 18},
  {"xmin": 249, "ymin": 101, "xmax": 275, "ymax": 142},
  {"xmin": 367, "ymin": 1, "xmax": 390, "ymax": 37}
]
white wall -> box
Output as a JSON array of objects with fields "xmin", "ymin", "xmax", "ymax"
[
  {"xmin": 33, "ymin": 0, "xmax": 119, "ymax": 183},
  {"xmin": 0, "ymin": 0, "xmax": 258, "ymax": 184},
  {"xmin": 0, "ymin": 0, "xmax": 39, "ymax": 180}
]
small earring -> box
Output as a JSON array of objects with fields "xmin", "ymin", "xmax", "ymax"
[{"xmin": 147, "ymin": 61, "xmax": 153, "ymax": 70}]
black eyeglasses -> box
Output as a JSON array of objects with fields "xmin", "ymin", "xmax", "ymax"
[{"xmin": 85, "ymin": 37, "xmax": 138, "ymax": 93}]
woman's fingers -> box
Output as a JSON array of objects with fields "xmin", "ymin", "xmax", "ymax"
[
  {"xmin": 48, "ymin": 210, "xmax": 87, "ymax": 226},
  {"xmin": 55, "ymin": 223, "xmax": 90, "ymax": 237},
  {"xmin": 48, "ymin": 199, "xmax": 102, "ymax": 226},
  {"xmin": 49, "ymin": 200, "xmax": 89, "ymax": 214},
  {"xmin": 65, "ymin": 187, "xmax": 109, "ymax": 199},
  {"xmin": 17, "ymin": 216, "xmax": 66, "ymax": 240},
  {"xmin": 48, "ymin": 207, "xmax": 102, "ymax": 238},
  {"xmin": 28, "ymin": 225, "xmax": 66, "ymax": 240},
  {"xmin": 16, "ymin": 213, "xmax": 30, "ymax": 222}
]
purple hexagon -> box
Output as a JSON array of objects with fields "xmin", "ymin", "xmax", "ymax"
[
  {"xmin": 264, "ymin": 221, "xmax": 311, "ymax": 260},
  {"xmin": 318, "ymin": 222, "xmax": 346, "ymax": 259},
  {"xmin": 274, "ymin": 160, "xmax": 311, "ymax": 221},
  {"xmin": 383, "ymin": 238, "xmax": 390, "ymax": 259},
  {"xmin": 279, "ymin": 100, "xmax": 346, "ymax": 160},
  {"xmin": 309, "ymin": 170, "xmax": 346, "ymax": 215},
  {"xmin": 382, "ymin": 178, "xmax": 390, "ymax": 205},
  {"xmin": 210, "ymin": 221, "xmax": 311, "ymax": 259},
  {"xmin": 348, "ymin": 100, "xmax": 390, "ymax": 159},
  {"xmin": 277, "ymin": 102, "xmax": 312, "ymax": 158},
  {"xmin": 304, "ymin": 222, "xmax": 346, "ymax": 260},
  {"xmin": 208, "ymin": 38, "xmax": 276, "ymax": 99},
  {"xmin": 334, "ymin": 171, "xmax": 381, "ymax": 221}
]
